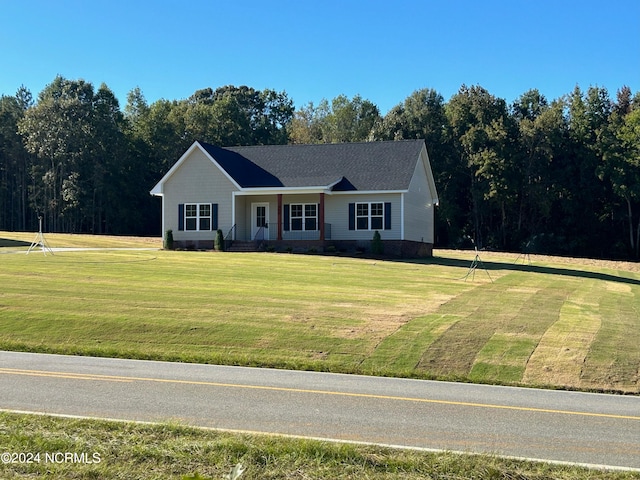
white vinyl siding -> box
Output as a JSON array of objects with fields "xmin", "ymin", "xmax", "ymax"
[
  {"xmin": 324, "ymin": 193, "xmax": 401, "ymax": 240},
  {"xmin": 163, "ymin": 149, "xmax": 238, "ymax": 242},
  {"xmin": 404, "ymin": 151, "xmax": 436, "ymax": 243}
]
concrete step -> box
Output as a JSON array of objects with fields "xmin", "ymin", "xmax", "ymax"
[{"xmin": 226, "ymin": 241, "xmax": 258, "ymax": 252}]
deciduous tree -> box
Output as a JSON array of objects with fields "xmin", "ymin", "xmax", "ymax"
[
  {"xmin": 289, "ymin": 94, "xmax": 380, "ymax": 144},
  {"xmin": 0, "ymin": 87, "xmax": 34, "ymax": 231},
  {"xmin": 446, "ymin": 85, "xmax": 516, "ymax": 248}
]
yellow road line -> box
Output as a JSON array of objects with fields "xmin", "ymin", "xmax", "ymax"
[
  {"xmin": 1, "ymin": 367, "xmax": 638, "ymax": 421},
  {"xmin": 0, "ymin": 368, "xmax": 133, "ymax": 382}
]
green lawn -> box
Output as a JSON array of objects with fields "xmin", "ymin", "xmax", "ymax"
[
  {"xmin": 1, "ymin": 232, "xmax": 639, "ymax": 393},
  {"xmin": 0, "ymin": 231, "xmax": 161, "ymax": 249}
]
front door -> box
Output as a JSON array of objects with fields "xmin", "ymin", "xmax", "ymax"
[{"xmin": 251, "ymin": 202, "xmax": 269, "ymax": 240}]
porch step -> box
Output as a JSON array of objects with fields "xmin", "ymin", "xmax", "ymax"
[{"xmin": 226, "ymin": 241, "xmax": 259, "ymax": 252}]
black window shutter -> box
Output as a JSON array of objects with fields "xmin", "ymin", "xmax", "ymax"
[
  {"xmin": 348, "ymin": 203, "xmax": 355, "ymax": 230},
  {"xmin": 178, "ymin": 204, "xmax": 184, "ymax": 231},
  {"xmin": 212, "ymin": 203, "xmax": 218, "ymax": 230},
  {"xmin": 384, "ymin": 202, "xmax": 392, "ymax": 230},
  {"xmin": 283, "ymin": 204, "xmax": 290, "ymax": 231}
]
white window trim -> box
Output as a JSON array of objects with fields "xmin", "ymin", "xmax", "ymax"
[
  {"xmin": 185, "ymin": 203, "xmax": 212, "ymax": 231},
  {"xmin": 290, "ymin": 203, "xmax": 318, "ymax": 231},
  {"xmin": 356, "ymin": 202, "xmax": 384, "ymax": 231}
]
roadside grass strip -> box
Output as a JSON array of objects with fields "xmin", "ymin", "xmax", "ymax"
[{"xmin": 1, "ymin": 412, "xmax": 638, "ymax": 480}]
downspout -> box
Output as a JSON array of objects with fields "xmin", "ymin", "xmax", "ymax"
[
  {"xmin": 232, "ymin": 191, "xmax": 237, "ymax": 240},
  {"xmin": 161, "ymin": 195, "xmax": 166, "ymax": 239},
  {"xmin": 400, "ymin": 193, "xmax": 405, "ymax": 240},
  {"xmin": 277, "ymin": 194, "xmax": 283, "ymax": 241}
]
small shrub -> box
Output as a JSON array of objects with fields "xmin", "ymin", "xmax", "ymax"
[
  {"xmin": 164, "ymin": 229, "xmax": 174, "ymax": 250},
  {"xmin": 371, "ymin": 230, "xmax": 384, "ymax": 255},
  {"xmin": 214, "ymin": 229, "xmax": 224, "ymax": 251}
]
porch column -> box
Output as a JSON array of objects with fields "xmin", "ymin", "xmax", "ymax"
[
  {"xmin": 277, "ymin": 194, "xmax": 283, "ymax": 241},
  {"xmin": 319, "ymin": 193, "xmax": 325, "ymax": 241}
]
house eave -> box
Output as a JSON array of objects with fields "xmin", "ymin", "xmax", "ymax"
[
  {"xmin": 329, "ymin": 189, "xmax": 408, "ymax": 195},
  {"xmin": 234, "ymin": 187, "xmax": 410, "ymax": 196},
  {"xmin": 235, "ymin": 186, "xmax": 332, "ymax": 196},
  {"xmin": 419, "ymin": 143, "xmax": 439, "ymax": 207},
  {"xmin": 149, "ymin": 141, "xmax": 200, "ymax": 196},
  {"xmin": 235, "ymin": 178, "xmax": 343, "ymax": 196}
]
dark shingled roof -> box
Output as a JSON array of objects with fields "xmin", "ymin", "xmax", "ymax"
[{"xmin": 199, "ymin": 140, "xmax": 425, "ymax": 191}]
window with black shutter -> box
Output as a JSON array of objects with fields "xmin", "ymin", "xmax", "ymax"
[{"xmin": 350, "ymin": 202, "xmax": 392, "ymax": 230}]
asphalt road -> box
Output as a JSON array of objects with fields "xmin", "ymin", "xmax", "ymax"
[{"xmin": 1, "ymin": 351, "xmax": 638, "ymax": 471}]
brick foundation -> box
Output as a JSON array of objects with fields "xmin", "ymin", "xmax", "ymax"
[
  {"xmin": 266, "ymin": 239, "xmax": 433, "ymax": 258},
  {"xmin": 173, "ymin": 239, "xmax": 433, "ymax": 258},
  {"xmin": 175, "ymin": 239, "xmax": 214, "ymax": 250}
]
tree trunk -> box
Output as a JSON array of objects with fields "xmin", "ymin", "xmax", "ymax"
[
  {"xmin": 626, "ymin": 196, "xmax": 635, "ymax": 254},
  {"xmin": 636, "ymin": 215, "xmax": 640, "ymax": 259},
  {"xmin": 501, "ymin": 201, "xmax": 507, "ymax": 248}
]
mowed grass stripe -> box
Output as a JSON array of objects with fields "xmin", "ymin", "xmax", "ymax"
[
  {"xmin": 469, "ymin": 276, "xmax": 569, "ymax": 383},
  {"xmin": 416, "ymin": 272, "xmax": 570, "ymax": 379},
  {"xmin": 359, "ymin": 313, "xmax": 462, "ymax": 374},
  {"xmin": 523, "ymin": 278, "xmax": 603, "ymax": 387},
  {"xmin": 570, "ymin": 280, "xmax": 640, "ymax": 390}
]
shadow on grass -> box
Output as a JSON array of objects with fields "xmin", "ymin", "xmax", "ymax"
[
  {"xmin": 421, "ymin": 254, "xmax": 640, "ymax": 287},
  {"xmin": 0, "ymin": 238, "xmax": 31, "ymax": 248}
]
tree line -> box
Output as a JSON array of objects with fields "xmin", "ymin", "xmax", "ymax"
[{"xmin": 0, "ymin": 76, "xmax": 638, "ymax": 259}]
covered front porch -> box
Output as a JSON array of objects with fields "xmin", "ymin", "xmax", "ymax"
[{"xmin": 229, "ymin": 192, "xmax": 331, "ymax": 243}]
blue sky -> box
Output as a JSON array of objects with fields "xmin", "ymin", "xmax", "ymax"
[{"xmin": 2, "ymin": 0, "xmax": 638, "ymax": 114}]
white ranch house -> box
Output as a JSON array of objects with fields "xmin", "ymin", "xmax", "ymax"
[{"xmin": 151, "ymin": 140, "xmax": 439, "ymax": 256}]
